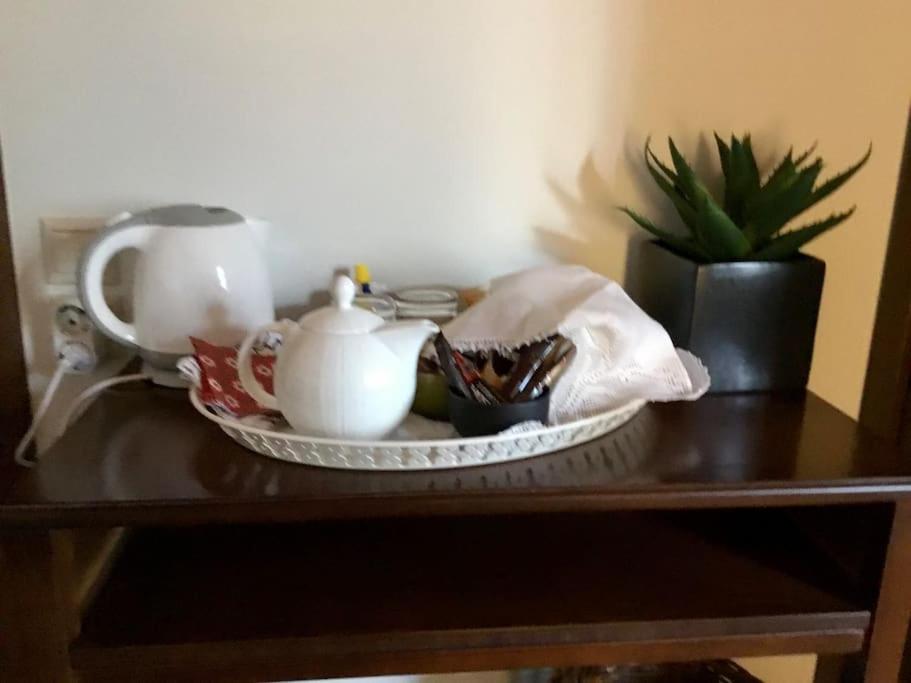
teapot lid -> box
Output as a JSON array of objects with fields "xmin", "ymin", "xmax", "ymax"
[{"xmin": 299, "ymin": 275, "xmax": 384, "ymax": 335}]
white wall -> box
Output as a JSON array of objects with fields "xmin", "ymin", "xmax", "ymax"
[{"xmin": 1, "ymin": 0, "xmax": 612, "ymax": 385}]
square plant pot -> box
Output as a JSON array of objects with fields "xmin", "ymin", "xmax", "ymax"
[{"xmin": 632, "ymin": 240, "xmax": 825, "ymax": 393}]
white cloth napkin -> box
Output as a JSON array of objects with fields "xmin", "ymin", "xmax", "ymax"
[{"xmin": 443, "ymin": 265, "xmax": 710, "ymax": 422}]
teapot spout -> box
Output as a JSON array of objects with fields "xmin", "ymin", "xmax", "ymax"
[{"xmin": 376, "ymin": 319, "xmax": 439, "ymax": 369}]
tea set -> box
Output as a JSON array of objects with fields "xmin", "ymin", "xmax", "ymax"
[
  {"xmin": 78, "ymin": 203, "xmax": 508, "ymax": 440},
  {"xmin": 78, "ymin": 203, "xmax": 705, "ymax": 454}
]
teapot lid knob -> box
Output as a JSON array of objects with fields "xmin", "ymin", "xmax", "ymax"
[
  {"xmin": 332, "ymin": 275, "xmax": 357, "ymax": 310},
  {"xmin": 299, "ymin": 274, "xmax": 382, "ymax": 334}
]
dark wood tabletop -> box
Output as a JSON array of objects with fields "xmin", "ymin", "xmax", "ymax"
[{"xmin": 3, "ymin": 383, "xmax": 910, "ymax": 527}]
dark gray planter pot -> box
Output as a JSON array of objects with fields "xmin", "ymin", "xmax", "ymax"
[{"xmin": 632, "ymin": 240, "xmax": 825, "ymax": 393}]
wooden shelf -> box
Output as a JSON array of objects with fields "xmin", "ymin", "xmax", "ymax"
[
  {"xmin": 71, "ymin": 513, "xmax": 869, "ymax": 681},
  {"xmin": 4, "ymin": 386, "xmax": 911, "ymax": 528},
  {"xmin": 51, "ymin": 528, "xmax": 127, "ymax": 639},
  {"xmin": 4, "ymin": 386, "xmax": 909, "ymax": 680}
]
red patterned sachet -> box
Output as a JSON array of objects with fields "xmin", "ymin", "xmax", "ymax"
[{"xmin": 190, "ymin": 337, "xmax": 276, "ymax": 417}]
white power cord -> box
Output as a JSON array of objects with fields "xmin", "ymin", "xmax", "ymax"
[
  {"xmin": 60, "ymin": 373, "xmax": 150, "ymax": 430},
  {"xmin": 14, "ymin": 343, "xmax": 149, "ymax": 468},
  {"xmin": 14, "ymin": 361, "xmax": 69, "ymax": 467}
]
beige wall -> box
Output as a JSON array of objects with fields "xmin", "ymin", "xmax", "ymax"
[{"xmin": 569, "ymin": 0, "xmax": 910, "ymax": 418}]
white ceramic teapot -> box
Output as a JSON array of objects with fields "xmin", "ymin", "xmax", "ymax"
[{"xmin": 237, "ymin": 275, "xmax": 438, "ymax": 439}]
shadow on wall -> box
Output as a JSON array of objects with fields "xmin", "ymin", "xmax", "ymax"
[
  {"xmin": 531, "ymin": 1, "xmax": 652, "ymax": 283},
  {"xmin": 536, "ymin": 127, "xmax": 755, "ymax": 302},
  {"xmin": 535, "ymin": 151, "xmax": 632, "ymax": 278},
  {"xmin": 534, "ymin": 132, "xmax": 711, "ymax": 292},
  {"xmin": 531, "ymin": 0, "xmax": 785, "ymax": 290}
]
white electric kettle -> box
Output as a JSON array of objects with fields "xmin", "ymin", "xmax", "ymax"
[{"xmin": 79, "ymin": 204, "xmax": 274, "ymax": 384}]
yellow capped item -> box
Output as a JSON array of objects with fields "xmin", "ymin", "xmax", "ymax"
[{"xmin": 354, "ymin": 263, "xmax": 371, "ymax": 285}]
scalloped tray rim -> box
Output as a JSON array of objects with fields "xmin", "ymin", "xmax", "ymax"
[{"xmin": 189, "ymin": 387, "xmax": 645, "ymax": 450}]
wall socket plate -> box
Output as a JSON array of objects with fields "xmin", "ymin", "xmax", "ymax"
[
  {"xmin": 40, "ymin": 217, "xmax": 118, "ymax": 286},
  {"xmin": 51, "ymin": 294, "xmax": 105, "ymax": 373}
]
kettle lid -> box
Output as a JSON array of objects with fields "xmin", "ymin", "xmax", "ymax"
[
  {"xmin": 128, "ymin": 204, "xmax": 245, "ymax": 227},
  {"xmin": 299, "ymin": 275, "xmax": 384, "ymax": 335}
]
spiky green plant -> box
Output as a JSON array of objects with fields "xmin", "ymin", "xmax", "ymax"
[{"xmin": 619, "ymin": 134, "xmax": 870, "ymax": 262}]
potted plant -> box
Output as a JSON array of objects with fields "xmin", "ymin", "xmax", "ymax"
[{"xmin": 621, "ymin": 134, "xmax": 870, "ymax": 392}]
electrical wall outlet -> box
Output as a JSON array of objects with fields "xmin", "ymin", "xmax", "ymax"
[
  {"xmin": 40, "ymin": 217, "xmax": 118, "ymax": 286},
  {"xmin": 51, "ymin": 296, "xmax": 104, "ymax": 373}
]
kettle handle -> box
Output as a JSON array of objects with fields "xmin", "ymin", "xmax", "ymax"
[
  {"xmin": 237, "ymin": 320, "xmax": 294, "ymax": 411},
  {"xmin": 77, "ymin": 218, "xmax": 153, "ymax": 348}
]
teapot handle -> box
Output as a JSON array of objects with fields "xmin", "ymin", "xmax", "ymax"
[{"xmin": 237, "ymin": 320, "xmax": 294, "ymax": 411}]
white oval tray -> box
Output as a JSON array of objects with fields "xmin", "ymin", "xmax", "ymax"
[{"xmin": 189, "ymin": 387, "xmax": 645, "ymax": 471}]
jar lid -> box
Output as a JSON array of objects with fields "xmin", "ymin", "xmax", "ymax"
[
  {"xmin": 392, "ymin": 286, "xmax": 459, "ymax": 320},
  {"xmin": 354, "ymin": 294, "xmax": 397, "ymax": 321},
  {"xmin": 393, "ymin": 286, "xmax": 458, "ymax": 305},
  {"xmin": 299, "ymin": 275, "xmax": 385, "ymax": 335}
]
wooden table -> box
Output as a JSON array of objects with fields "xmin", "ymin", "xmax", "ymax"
[{"xmin": 2, "ymin": 385, "xmax": 910, "ymax": 682}]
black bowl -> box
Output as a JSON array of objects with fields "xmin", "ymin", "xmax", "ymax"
[{"xmin": 448, "ymin": 389, "xmax": 550, "ymax": 437}]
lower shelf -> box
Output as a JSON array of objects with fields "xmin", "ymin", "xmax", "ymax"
[{"xmin": 71, "ymin": 513, "xmax": 870, "ymax": 681}]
